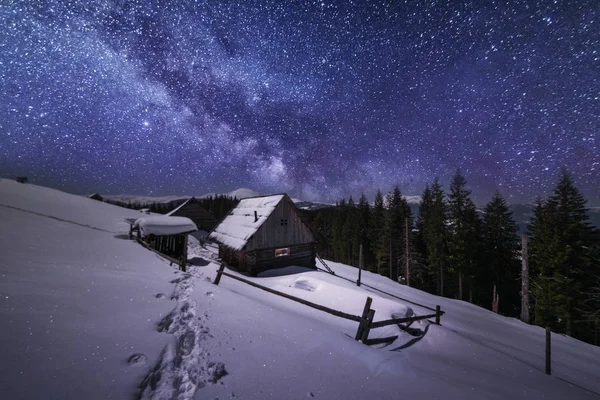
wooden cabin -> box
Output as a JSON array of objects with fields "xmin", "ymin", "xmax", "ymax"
[
  {"xmin": 88, "ymin": 193, "xmax": 103, "ymax": 201},
  {"xmin": 167, "ymin": 197, "xmax": 218, "ymax": 231},
  {"xmin": 208, "ymin": 194, "xmax": 316, "ymax": 276}
]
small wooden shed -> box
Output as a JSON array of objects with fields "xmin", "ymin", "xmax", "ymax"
[
  {"xmin": 167, "ymin": 197, "xmax": 218, "ymax": 231},
  {"xmin": 208, "ymin": 193, "xmax": 316, "ymax": 276},
  {"xmin": 132, "ymin": 216, "xmax": 197, "ymax": 271}
]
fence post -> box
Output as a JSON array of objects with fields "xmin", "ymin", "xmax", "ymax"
[
  {"xmin": 357, "ymin": 244, "xmax": 363, "ymax": 287},
  {"xmin": 361, "ymin": 309, "xmax": 376, "ymax": 342},
  {"xmin": 355, "ymin": 296, "xmax": 373, "ymax": 340},
  {"xmin": 435, "ymin": 305, "xmax": 441, "ymax": 325},
  {"xmin": 545, "ymin": 326, "xmax": 551, "ymax": 375},
  {"xmin": 213, "ymin": 264, "xmax": 225, "ymax": 285}
]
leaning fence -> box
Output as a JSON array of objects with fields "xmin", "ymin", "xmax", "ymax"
[{"xmin": 213, "ymin": 264, "xmax": 444, "ymax": 346}]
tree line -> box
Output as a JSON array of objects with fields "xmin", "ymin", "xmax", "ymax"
[
  {"xmin": 105, "ymin": 195, "xmax": 239, "ymax": 221},
  {"xmin": 302, "ymin": 169, "xmax": 600, "ymax": 345}
]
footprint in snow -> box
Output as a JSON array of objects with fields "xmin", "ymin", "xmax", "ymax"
[
  {"xmin": 308, "ymin": 392, "xmax": 315, "ymax": 398},
  {"xmin": 127, "ymin": 353, "xmax": 148, "ymax": 366},
  {"xmin": 206, "ymin": 292, "xmax": 214, "ymax": 297},
  {"xmin": 155, "ymin": 293, "xmax": 167, "ymax": 299}
]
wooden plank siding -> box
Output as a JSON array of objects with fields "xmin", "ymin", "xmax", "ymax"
[
  {"xmin": 244, "ymin": 196, "xmax": 314, "ymax": 251},
  {"xmin": 247, "ymin": 243, "xmax": 316, "ymax": 275}
]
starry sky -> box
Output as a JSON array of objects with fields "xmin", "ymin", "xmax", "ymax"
[{"xmin": 1, "ymin": 0, "xmax": 599, "ymax": 204}]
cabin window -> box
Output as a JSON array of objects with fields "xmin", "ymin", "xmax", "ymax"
[
  {"xmin": 275, "ymin": 247, "xmax": 290, "ymax": 257},
  {"xmin": 280, "ymin": 218, "xmax": 288, "ymax": 226}
]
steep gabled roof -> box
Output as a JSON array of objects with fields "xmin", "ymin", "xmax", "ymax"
[
  {"xmin": 208, "ymin": 194, "xmax": 285, "ymax": 251},
  {"xmin": 166, "ymin": 197, "xmax": 193, "ymax": 216}
]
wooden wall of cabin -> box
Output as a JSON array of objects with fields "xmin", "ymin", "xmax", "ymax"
[
  {"xmin": 245, "ymin": 196, "xmax": 315, "ymax": 251},
  {"xmin": 246, "ymin": 243, "xmax": 316, "ymax": 276},
  {"xmin": 219, "ymin": 246, "xmax": 241, "ymax": 268}
]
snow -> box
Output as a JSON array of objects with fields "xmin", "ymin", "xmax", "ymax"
[
  {"xmin": 208, "ymin": 194, "xmax": 284, "ymax": 250},
  {"xmin": 134, "ymin": 215, "xmax": 197, "ymax": 236},
  {"xmin": 1, "ymin": 178, "xmax": 600, "ymax": 400}
]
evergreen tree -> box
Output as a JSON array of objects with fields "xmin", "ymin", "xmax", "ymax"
[
  {"xmin": 481, "ymin": 191, "xmax": 520, "ymax": 314},
  {"xmin": 447, "ymin": 170, "xmax": 480, "ymax": 300},
  {"xmin": 422, "ymin": 178, "xmax": 449, "ymax": 296},
  {"xmin": 400, "ymin": 200, "xmax": 418, "ymax": 286},
  {"xmin": 342, "ymin": 196, "xmax": 358, "ymax": 265},
  {"xmin": 332, "ymin": 198, "xmax": 348, "ymax": 262},
  {"xmin": 386, "ymin": 186, "xmax": 406, "ymax": 280},
  {"xmin": 370, "ymin": 190, "xmax": 387, "ymax": 274},
  {"xmin": 530, "ymin": 170, "xmax": 599, "ymax": 340},
  {"xmin": 416, "ymin": 185, "xmax": 433, "ymax": 290},
  {"xmin": 357, "ymin": 193, "xmax": 372, "ymax": 267},
  {"xmin": 528, "ymin": 198, "xmax": 558, "ymax": 329}
]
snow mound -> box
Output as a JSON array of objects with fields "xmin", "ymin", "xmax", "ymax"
[{"xmin": 257, "ymin": 265, "xmax": 315, "ymax": 277}]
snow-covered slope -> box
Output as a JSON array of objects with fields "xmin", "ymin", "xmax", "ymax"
[{"xmin": 1, "ymin": 179, "xmax": 599, "ymax": 399}]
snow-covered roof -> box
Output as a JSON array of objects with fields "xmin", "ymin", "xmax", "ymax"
[
  {"xmin": 166, "ymin": 198, "xmax": 192, "ymax": 216},
  {"xmin": 133, "ymin": 216, "xmax": 197, "ymax": 236},
  {"xmin": 208, "ymin": 194, "xmax": 285, "ymax": 250}
]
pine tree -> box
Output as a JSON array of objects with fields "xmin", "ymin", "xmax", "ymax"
[
  {"xmin": 530, "ymin": 170, "xmax": 599, "ymax": 340},
  {"xmin": 447, "ymin": 170, "xmax": 480, "ymax": 300},
  {"xmin": 357, "ymin": 193, "xmax": 372, "ymax": 268},
  {"xmin": 528, "ymin": 198, "xmax": 558, "ymax": 329},
  {"xmin": 332, "ymin": 198, "xmax": 348, "ymax": 262},
  {"xmin": 386, "ymin": 186, "xmax": 406, "ymax": 280},
  {"xmin": 546, "ymin": 170, "xmax": 597, "ymax": 336},
  {"xmin": 421, "ymin": 178, "xmax": 448, "ymax": 296},
  {"xmin": 342, "ymin": 196, "xmax": 358, "ymax": 265},
  {"xmin": 400, "ymin": 201, "xmax": 418, "ymax": 286},
  {"xmin": 370, "ymin": 190, "xmax": 387, "ymax": 274},
  {"xmin": 416, "ymin": 185, "xmax": 433, "ymax": 290},
  {"xmin": 481, "ymin": 191, "xmax": 520, "ymax": 314}
]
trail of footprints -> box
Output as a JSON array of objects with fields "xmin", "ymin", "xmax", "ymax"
[{"xmin": 137, "ymin": 271, "xmax": 227, "ymax": 400}]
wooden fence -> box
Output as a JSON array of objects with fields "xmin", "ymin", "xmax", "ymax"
[{"xmin": 213, "ymin": 264, "xmax": 444, "ymax": 346}]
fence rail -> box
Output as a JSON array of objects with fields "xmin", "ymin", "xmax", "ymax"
[
  {"xmin": 370, "ymin": 312, "xmax": 439, "ymax": 329},
  {"xmin": 215, "ymin": 265, "xmax": 361, "ymax": 322},
  {"xmin": 213, "ymin": 264, "xmax": 444, "ymax": 347}
]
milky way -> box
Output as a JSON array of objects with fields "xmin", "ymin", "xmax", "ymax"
[{"xmin": 1, "ymin": 1, "xmax": 598, "ymax": 204}]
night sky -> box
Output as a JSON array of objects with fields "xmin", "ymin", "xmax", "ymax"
[{"xmin": 1, "ymin": 1, "xmax": 599, "ymax": 204}]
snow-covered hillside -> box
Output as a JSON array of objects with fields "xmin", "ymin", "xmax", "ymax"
[{"xmin": 1, "ymin": 179, "xmax": 599, "ymax": 400}]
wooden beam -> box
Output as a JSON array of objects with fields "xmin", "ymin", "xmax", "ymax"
[
  {"xmin": 364, "ymin": 336, "xmax": 398, "ymax": 346},
  {"xmin": 361, "ymin": 309, "xmax": 376, "ymax": 342},
  {"xmin": 370, "ymin": 312, "xmax": 439, "ymax": 329},
  {"xmin": 355, "ymin": 297, "xmax": 373, "ymax": 340}
]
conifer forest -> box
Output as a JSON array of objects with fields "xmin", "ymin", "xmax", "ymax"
[{"xmin": 301, "ymin": 170, "xmax": 600, "ymax": 346}]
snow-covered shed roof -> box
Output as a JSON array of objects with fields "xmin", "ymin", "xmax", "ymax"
[
  {"xmin": 133, "ymin": 216, "xmax": 197, "ymax": 236},
  {"xmin": 208, "ymin": 194, "xmax": 284, "ymax": 251}
]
